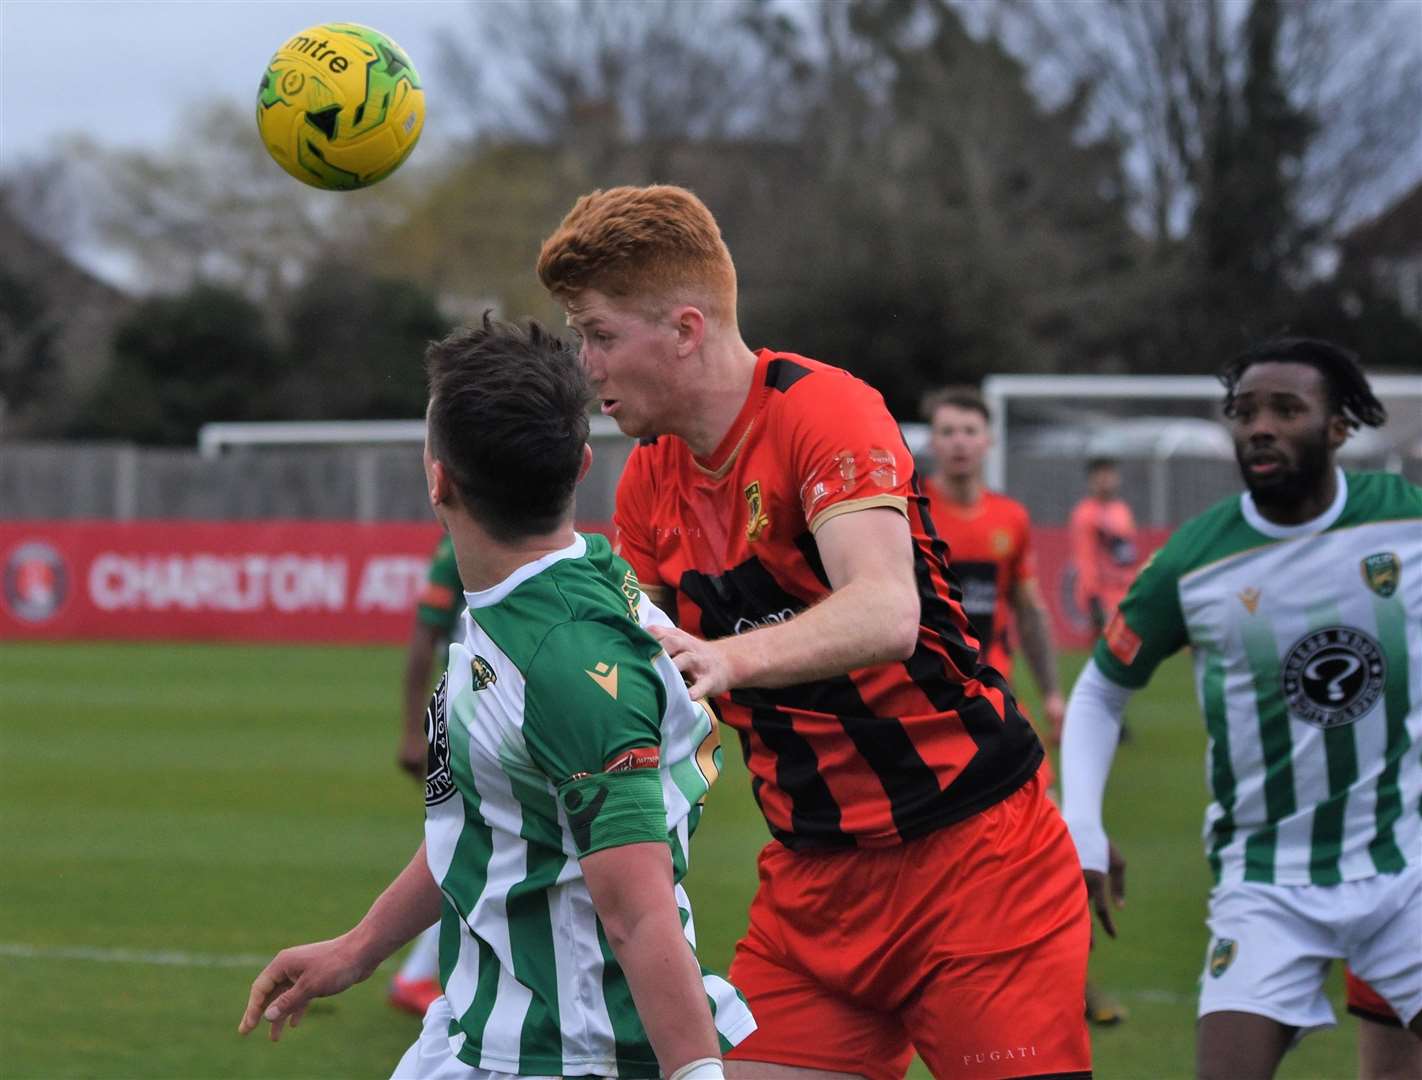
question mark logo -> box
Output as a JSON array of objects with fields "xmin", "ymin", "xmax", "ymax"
[
  {"xmin": 1281, "ymin": 627, "xmax": 1386, "ymax": 729},
  {"xmin": 1305, "ymin": 653, "xmax": 1361, "ymax": 702}
]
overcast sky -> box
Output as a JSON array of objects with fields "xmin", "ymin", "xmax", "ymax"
[{"xmin": 0, "ymin": 1, "xmax": 468, "ymax": 167}]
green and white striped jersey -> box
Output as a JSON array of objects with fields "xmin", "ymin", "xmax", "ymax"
[
  {"xmin": 1095, "ymin": 470, "xmax": 1422, "ymax": 886},
  {"xmin": 421, "ymin": 532, "xmax": 755, "ymax": 1077}
]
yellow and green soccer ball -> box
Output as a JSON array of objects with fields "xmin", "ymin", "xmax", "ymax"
[{"xmin": 256, "ymin": 23, "xmax": 424, "ymax": 190}]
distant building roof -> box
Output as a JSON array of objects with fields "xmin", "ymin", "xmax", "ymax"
[{"xmin": 1344, "ymin": 181, "xmax": 1422, "ymax": 261}]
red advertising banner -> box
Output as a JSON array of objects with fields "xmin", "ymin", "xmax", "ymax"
[
  {"xmin": 1030, "ymin": 524, "xmax": 1172, "ymax": 652},
  {"xmin": 3, "ymin": 520, "xmax": 1163, "ymax": 650},
  {"xmin": 0, "ymin": 521, "xmax": 611, "ymax": 644}
]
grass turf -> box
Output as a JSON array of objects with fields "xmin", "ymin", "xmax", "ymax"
[{"xmin": 0, "ymin": 642, "xmax": 1361, "ymax": 1078}]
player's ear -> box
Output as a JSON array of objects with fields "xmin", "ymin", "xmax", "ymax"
[
  {"xmin": 670, "ymin": 305, "xmax": 705, "ymax": 358},
  {"xmin": 429, "ymin": 458, "xmax": 453, "ymax": 507},
  {"xmin": 1326, "ymin": 413, "xmax": 1351, "ymax": 452},
  {"xmin": 576, "ymin": 443, "xmax": 593, "ymax": 486}
]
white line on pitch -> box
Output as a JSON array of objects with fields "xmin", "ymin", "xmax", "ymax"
[
  {"xmin": 0, "ymin": 941, "xmax": 1196, "ymax": 1005},
  {"xmin": 0, "ymin": 942, "xmax": 267, "ymax": 969}
]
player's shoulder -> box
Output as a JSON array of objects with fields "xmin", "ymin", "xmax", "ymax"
[
  {"xmin": 1340, "ymin": 470, "xmax": 1422, "ymax": 523},
  {"xmin": 1158, "ymin": 493, "xmax": 1261, "ymax": 578},
  {"xmin": 759, "ymin": 349, "xmax": 884, "ymax": 413},
  {"xmin": 982, "ymin": 489, "xmax": 1031, "ymax": 523}
]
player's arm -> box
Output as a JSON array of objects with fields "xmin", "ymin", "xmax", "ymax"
[
  {"xmin": 651, "ymin": 506, "xmax": 919, "ymax": 698},
  {"xmin": 400, "ymin": 620, "xmax": 444, "ymax": 776},
  {"xmin": 239, "ymin": 842, "xmax": 443, "ymax": 1041},
  {"xmin": 1010, "ymin": 576, "xmax": 1064, "ymax": 741},
  {"xmin": 524, "ymin": 628, "xmax": 724, "ymax": 1076},
  {"xmin": 581, "ymin": 840, "xmax": 723, "ymax": 1075},
  {"xmin": 1060, "ymin": 660, "xmax": 1133, "ymax": 935},
  {"xmin": 1061, "ymin": 545, "xmax": 1186, "ymax": 935}
]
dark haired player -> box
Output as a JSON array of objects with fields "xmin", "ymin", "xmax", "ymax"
[
  {"xmin": 540, "ymin": 185, "xmax": 1090, "ymax": 1080},
  {"xmin": 240, "ymin": 314, "xmax": 753, "ymax": 1079},
  {"xmin": 1060, "ymin": 338, "xmax": 1422, "ymax": 1079}
]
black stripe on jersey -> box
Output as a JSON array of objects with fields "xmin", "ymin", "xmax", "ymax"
[
  {"xmin": 904, "ymin": 475, "xmax": 1044, "ymax": 807},
  {"xmin": 744, "ymin": 702, "xmax": 850, "ymax": 846},
  {"xmin": 765, "ymin": 358, "xmax": 813, "ymax": 393},
  {"xmin": 793, "ymin": 531, "xmax": 832, "ymax": 589},
  {"xmin": 951, "ymin": 560, "xmax": 1000, "ymax": 655}
]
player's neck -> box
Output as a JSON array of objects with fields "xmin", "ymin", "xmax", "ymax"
[
  {"xmin": 447, "ymin": 516, "xmax": 578, "ymax": 593},
  {"xmin": 1251, "ymin": 466, "xmax": 1340, "ymax": 527},
  {"xmin": 673, "ymin": 336, "xmax": 761, "ymax": 459},
  {"xmin": 936, "ymin": 471, "xmax": 983, "ymax": 507}
]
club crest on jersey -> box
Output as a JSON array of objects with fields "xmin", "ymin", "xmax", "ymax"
[
  {"xmin": 744, "ymin": 480, "xmax": 770, "ymax": 542},
  {"xmin": 1208, "ymin": 938, "xmax": 1236, "ymax": 978},
  {"xmin": 470, "ymin": 655, "xmax": 497, "ymax": 690},
  {"xmin": 1360, "ymin": 552, "xmax": 1399, "ymax": 598},
  {"xmin": 1280, "ymin": 626, "xmax": 1386, "ymax": 729},
  {"xmin": 1238, "ymin": 587, "xmax": 1261, "ymax": 614},
  {"xmin": 424, "ymin": 672, "xmax": 456, "ymax": 806}
]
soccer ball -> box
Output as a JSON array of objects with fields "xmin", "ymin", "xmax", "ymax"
[{"xmin": 256, "ymin": 23, "xmax": 425, "ymax": 190}]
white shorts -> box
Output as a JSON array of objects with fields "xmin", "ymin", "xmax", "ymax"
[
  {"xmin": 1197, "ymin": 864, "xmax": 1422, "ymax": 1036},
  {"xmin": 391, "ymin": 995, "xmax": 563, "ymax": 1080}
]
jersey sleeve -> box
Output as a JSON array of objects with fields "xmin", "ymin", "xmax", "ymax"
[
  {"xmin": 612, "ymin": 446, "xmax": 664, "ymax": 590},
  {"xmin": 1090, "ymin": 544, "xmax": 1188, "ymax": 689},
  {"xmin": 415, "ymin": 536, "xmax": 464, "ymax": 634},
  {"xmin": 784, "ymin": 370, "xmax": 911, "ymax": 533},
  {"xmin": 522, "ymin": 620, "xmax": 669, "ymax": 857}
]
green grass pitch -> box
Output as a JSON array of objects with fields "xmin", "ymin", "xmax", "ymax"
[{"xmin": 1, "ymin": 642, "xmax": 1360, "ymax": 1078}]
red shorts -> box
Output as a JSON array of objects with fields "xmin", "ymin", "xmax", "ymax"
[
  {"xmin": 726, "ymin": 771, "xmax": 1091, "ymax": 1080},
  {"xmin": 1348, "ymin": 967, "xmax": 1401, "ymax": 1026}
]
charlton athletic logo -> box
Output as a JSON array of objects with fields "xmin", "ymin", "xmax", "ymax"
[
  {"xmin": 2, "ymin": 541, "xmax": 69, "ymax": 623},
  {"xmin": 1281, "ymin": 626, "xmax": 1386, "ymax": 729},
  {"xmin": 424, "ymin": 672, "xmax": 456, "ymax": 806}
]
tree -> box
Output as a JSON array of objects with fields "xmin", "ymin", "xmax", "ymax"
[
  {"xmin": 281, "ymin": 265, "xmax": 447, "ymax": 420},
  {"xmin": 8, "ymin": 104, "xmax": 425, "ymax": 301},
  {"xmin": 988, "ymin": 0, "xmax": 1422, "ymax": 250},
  {"xmin": 0, "ymin": 269, "xmax": 58, "ymax": 432},
  {"xmin": 72, "ymin": 285, "xmax": 282, "ymax": 444},
  {"xmin": 731, "ymin": 0, "xmax": 1150, "ymax": 408}
]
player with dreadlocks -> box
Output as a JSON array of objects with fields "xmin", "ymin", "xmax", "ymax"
[{"xmin": 1060, "ymin": 337, "xmax": 1422, "ymax": 1079}]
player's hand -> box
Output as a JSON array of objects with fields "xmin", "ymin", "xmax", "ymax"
[
  {"xmin": 398, "ymin": 729, "xmax": 427, "ymax": 779},
  {"xmin": 1084, "ymin": 841, "xmax": 1127, "ymax": 938},
  {"xmin": 645, "ymin": 625, "xmax": 734, "ymax": 700},
  {"xmin": 238, "ymin": 935, "xmax": 371, "ymax": 1042},
  {"xmin": 1043, "ymin": 692, "xmax": 1066, "ymax": 746}
]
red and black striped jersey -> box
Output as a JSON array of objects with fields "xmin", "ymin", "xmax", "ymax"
[
  {"xmin": 921, "ymin": 481, "xmax": 1038, "ymax": 684},
  {"xmin": 614, "ymin": 349, "xmax": 1042, "ymax": 850}
]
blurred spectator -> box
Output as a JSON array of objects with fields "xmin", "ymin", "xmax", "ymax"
[{"xmin": 1069, "ymin": 458, "xmax": 1139, "ymax": 637}]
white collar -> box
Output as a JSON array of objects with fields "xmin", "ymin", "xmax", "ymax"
[
  {"xmin": 1240, "ymin": 467, "xmax": 1348, "ymax": 540},
  {"xmin": 463, "ymin": 533, "xmax": 587, "ymax": 609}
]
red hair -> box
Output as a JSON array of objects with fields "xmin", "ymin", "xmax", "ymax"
[{"xmin": 537, "ymin": 185, "xmax": 737, "ymax": 322}]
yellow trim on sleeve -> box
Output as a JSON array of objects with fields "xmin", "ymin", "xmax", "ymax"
[{"xmin": 808, "ymin": 494, "xmax": 908, "ymax": 534}]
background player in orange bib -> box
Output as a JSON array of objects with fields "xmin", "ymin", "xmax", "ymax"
[
  {"xmin": 538, "ymin": 185, "xmax": 1091, "ymax": 1080},
  {"xmin": 920, "ymin": 386, "xmax": 1065, "ymax": 743}
]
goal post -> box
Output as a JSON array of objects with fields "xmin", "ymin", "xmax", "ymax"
[{"xmin": 980, "ymin": 374, "xmax": 1422, "ymax": 527}]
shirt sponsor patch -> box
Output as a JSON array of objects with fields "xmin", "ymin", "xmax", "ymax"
[
  {"xmin": 604, "ymin": 746, "xmax": 660, "ymax": 773},
  {"xmin": 1105, "ymin": 610, "xmax": 1142, "ymax": 666}
]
